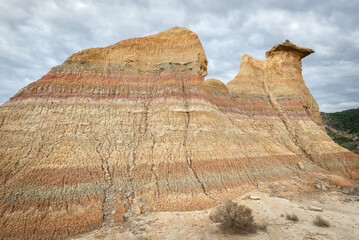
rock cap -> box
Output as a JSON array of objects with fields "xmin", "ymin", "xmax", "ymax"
[{"xmin": 265, "ymin": 41, "xmax": 314, "ymax": 59}]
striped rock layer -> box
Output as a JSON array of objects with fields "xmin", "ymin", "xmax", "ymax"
[{"xmin": 0, "ymin": 27, "xmax": 358, "ymax": 239}]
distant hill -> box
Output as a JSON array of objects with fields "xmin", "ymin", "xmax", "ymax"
[{"xmin": 321, "ymin": 108, "xmax": 359, "ymax": 154}]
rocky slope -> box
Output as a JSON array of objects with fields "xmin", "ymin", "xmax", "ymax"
[{"xmin": 0, "ymin": 27, "xmax": 358, "ymax": 239}]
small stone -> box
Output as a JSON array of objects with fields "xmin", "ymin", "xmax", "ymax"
[
  {"xmin": 139, "ymin": 225, "xmax": 145, "ymax": 231},
  {"xmin": 133, "ymin": 206, "xmax": 142, "ymax": 215},
  {"xmin": 343, "ymin": 198, "xmax": 351, "ymax": 203},
  {"xmin": 124, "ymin": 213, "xmax": 132, "ymax": 218},
  {"xmin": 297, "ymin": 162, "xmax": 305, "ymax": 170},
  {"xmin": 308, "ymin": 206, "xmax": 322, "ymax": 212},
  {"xmin": 249, "ymin": 195, "xmax": 260, "ymax": 200},
  {"xmin": 316, "ymin": 184, "xmax": 321, "ymax": 189},
  {"xmin": 242, "ymin": 195, "xmax": 250, "ymax": 200}
]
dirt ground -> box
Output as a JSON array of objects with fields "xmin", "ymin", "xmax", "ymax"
[{"xmin": 72, "ymin": 189, "xmax": 359, "ymax": 240}]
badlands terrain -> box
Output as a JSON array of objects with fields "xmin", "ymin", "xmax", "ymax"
[{"xmin": 0, "ymin": 27, "xmax": 358, "ymax": 239}]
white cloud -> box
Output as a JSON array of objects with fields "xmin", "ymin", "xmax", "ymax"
[{"xmin": 0, "ymin": 0, "xmax": 358, "ymax": 112}]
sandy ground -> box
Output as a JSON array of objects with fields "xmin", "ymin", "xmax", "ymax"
[{"xmin": 72, "ymin": 189, "xmax": 359, "ymax": 240}]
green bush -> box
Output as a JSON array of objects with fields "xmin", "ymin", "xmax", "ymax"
[{"xmin": 322, "ymin": 108, "xmax": 359, "ymax": 133}]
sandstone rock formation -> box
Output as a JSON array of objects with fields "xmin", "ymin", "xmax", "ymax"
[{"xmin": 0, "ymin": 27, "xmax": 358, "ymax": 239}]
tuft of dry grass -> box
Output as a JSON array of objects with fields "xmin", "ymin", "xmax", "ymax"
[
  {"xmin": 197, "ymin": 235, "xmax": 208, "ymax": 240},
  {"xmin": 313, "ymin": 216, "xmax": 330, "ymax": 227},
  {"xmin": 286, "ymin": 213, "xmax": 299, "ymax": 222},
  {"xmin": 210, "ymin": 200, "xmax": 257, "ymax": 234},
  {"xmin": 256, "ymin": 222, "xmax": 268, "ymax": 232}
]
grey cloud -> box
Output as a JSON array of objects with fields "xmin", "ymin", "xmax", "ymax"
[{"xmin": 0, "ymin": 0, "xmax": 358, "ymax": 112}]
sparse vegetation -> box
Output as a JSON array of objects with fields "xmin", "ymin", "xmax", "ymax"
[
  {"xmin": 197, "ymin": 235, "xmax": 208, "ymax": 240},
  {"xmin": 210, "ymin": 200, "xmax": 257, "ymax": 234},
  {"xmin": 256, "ymin": 222, "xmax": 268, "ymax": 232},
  {"xmin": 345, "ymin": 187, "xmax": 359, "ymax": 196},
  {"xmin": 286, "ymin": 213, "xmax": 299, "ymax": 222},
  {"xmin": 313, "ymin": 215, "xmax": 330, "ymax": 227}
]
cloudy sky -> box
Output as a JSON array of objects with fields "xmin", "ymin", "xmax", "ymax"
[{"xmin": 1, "ymin": 0, "xmax": 358, "ymax": 112}]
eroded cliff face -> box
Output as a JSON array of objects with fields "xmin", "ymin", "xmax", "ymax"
[
  {"xmin": 225, "ymin": 42, "xmax": 358, "ymax": 178},
  {"xmin": 0, "ymin": 28, "xmax": 358, "ymax": 240}
]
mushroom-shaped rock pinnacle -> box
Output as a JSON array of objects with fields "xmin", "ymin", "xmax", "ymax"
[{"xmin": 265, "ymin": 41, "xmax": 314, "ymax": 59}]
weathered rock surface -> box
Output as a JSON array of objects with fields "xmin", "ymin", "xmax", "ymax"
[{"xmin": 0, "ymin": 27, "xmax": 358, "ymax": 239}]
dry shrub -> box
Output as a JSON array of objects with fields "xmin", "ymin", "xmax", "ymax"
[
  {"xmin": 286, "ymin": 213, "xmax": 299, "ymax": 222},
  {"xmin": 313, "ymin": 216, "xmax": 330, "ymax": 227},
  {"xmin": 346, "ymin": 187, "xmax": 359, "ymax": 196},
  {"xmin": 197, "ymin": 235, "xmax": 207, "ymax": 240},
  {"xmin": 256, "ymin": 222, "xmax": 268, "ymax": 232},
  {"xmin": 210, "ymin": 200, "xmax": 257, "ymax": 234}
]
